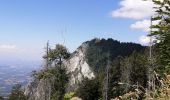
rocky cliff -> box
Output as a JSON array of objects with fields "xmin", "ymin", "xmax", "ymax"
[
  {"xmin": 65, "ymin": 42, "xmax": 95, "ymax": 91},
  {"xmin": 25, "ymin": 38, "xmax": 145, "ymax": 100},
  {"xmin": 25, "ymin": 78, "xmax": 52, "ymax": 100},
  {"xmin": 25, "ymin": 42, "xmax": 95, "ymax": 100}
]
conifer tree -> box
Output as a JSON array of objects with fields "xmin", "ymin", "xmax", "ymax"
[
  {"xmin": 48, "ymin": 44, "xmax": 70, "ymax": 100},
  {"xmin": 150, "ymin": 0, "xmax": 170, "ymax": 73}
]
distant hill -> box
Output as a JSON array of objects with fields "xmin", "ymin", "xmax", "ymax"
[{"xmin": 85, "ymin": 38, "xmax": 145, "ymax": 72}]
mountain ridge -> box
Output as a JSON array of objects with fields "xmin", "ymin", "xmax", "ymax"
[{"xmin": 24, "ymin": 38, "xmax": 145, "ymax": 100}]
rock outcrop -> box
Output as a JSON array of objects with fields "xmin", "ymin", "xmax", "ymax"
[
  {"xmin": 65, "ymin": 42, "xmax": 95, "ymax": 90},
  {"xmin": 25, "ymin": 38, "xmax": 145, "ymax": 100},
  {"xmin": 25, "ymin": 78, "xmax": 53, "ymax": 100},
  {"xmin": 25, "ymin": 42, "xmax": 95, "ymax": 100}
]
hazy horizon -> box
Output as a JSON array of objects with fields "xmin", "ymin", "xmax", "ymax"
[{"xmin": 0, "ymin": 0, "xmax": 154, "ymax": 65}]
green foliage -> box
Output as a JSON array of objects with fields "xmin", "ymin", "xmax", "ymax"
[
  {"xmin": 150, "ymin": 0, "xmax": 170, "ymax": 74},
  {"xmin": 82, "ymin": 39, "xmax": 146, "ymax": 99},
  {"xmin": 47, "ymin": 44, "xmax": 70, "ymax": 100},
  {"xmin": 127, "ymin": 52, "xmax": 148, "ymax": 87},
  {"xmin": 50, "ymin": 65, "xmax": 69, "ymax": 100},
  {"xmin": 8, "ymin": 84, "xmax": 27, "ymax": 100},
  {"xmin": 64, "ymin": 92, "xmax": 75, "ymax": 100},
  {"xmin": 85, "ymin": 38, "xmax": 145, "ymax": 73},
  {"xmin": 33, "ymin": 44, "xmax": 70, "ymax": 80},
  {"xmin": 76, "ymin": 78, "xmax": 102, "ymax": 100},
  {"xmin": 108, "ymin": 56, "xmax": 123, "ymax": 98},
  {"xmin": 44, "ymin": 44, "xmax": 70, "ymax": 65},
  {"xmin": 107, "ymin": 52, "xmax": 149, "ymax": 99},
  {"xmin": 32, "ymin": 41, "xmax": 148, "ymax": 100},
  {"xmin": 33, "ymin": 44, "xmax": 70, "ymax": 100},
  {"xmin": 32, "ymin": 69, "xmax": 54, "ymax": 79}
]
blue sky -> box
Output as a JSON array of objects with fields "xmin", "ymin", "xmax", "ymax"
[{"xmin": 0, "ymin": 0, "xmax": 154, "ymax": 65}]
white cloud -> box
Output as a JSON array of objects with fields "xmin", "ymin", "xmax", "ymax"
[
  {"xmin": 110, "ymin": 0, "xmax": 161, "ymax": 45},
  {"xmin": 130, "ymin": 19, "xmax": 150, "ymax": 32},
  {"xmin": 0, "ymin": 44, "xmax": 16, "ymax": 49},
  {"xmin": 139, "ymin": 35, "xmax": 159, "ymax": 45},
  {"xmin": 139, "ymin": 35, "xmax": 150, "ymax": 45},
  {"xmin": 111, "ymin": 0, "xmax": 154, "ymax": 19},
  {"xmin": 130, "ymin": 19, "xmax": 160, "ymax": 32}
]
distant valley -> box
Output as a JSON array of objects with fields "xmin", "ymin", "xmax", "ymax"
[{"xmin": 0, "ymin": 63, "xmax": 40, "ymax": 96}]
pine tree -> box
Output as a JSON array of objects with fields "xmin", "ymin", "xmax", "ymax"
[{"xmin": 47, "ymin": 44, "xmax": 70, "ymax": 100}]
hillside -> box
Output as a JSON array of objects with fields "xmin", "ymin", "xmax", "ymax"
[
  {"xmin": 24, "ymin": 38, "xmax": 145, "ymax": 100},
  {"xmin": 85, "ymin": 38, "xmax": 145, "ymax": 72}
]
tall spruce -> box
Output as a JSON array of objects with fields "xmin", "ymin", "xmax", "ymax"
[{"xmin": 150, "ymin": 0, "xmax": 170, "ymax": 73}]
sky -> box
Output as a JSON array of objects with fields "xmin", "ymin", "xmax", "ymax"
[{"xmin": 0, "ymin": 0, "xmax": 155, "ymax": 65}]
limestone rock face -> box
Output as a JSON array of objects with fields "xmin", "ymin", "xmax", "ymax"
[
  {"xmin": 65, "ymin": 42, "xmax": 95, "ymax": 90},
  {"xmin": 25, "ymin": 78, "xmax": 53, "ymax": 100},
  {"xmin": 25, "ymin": 42, "xmax": 95, "ymax": 100}
]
